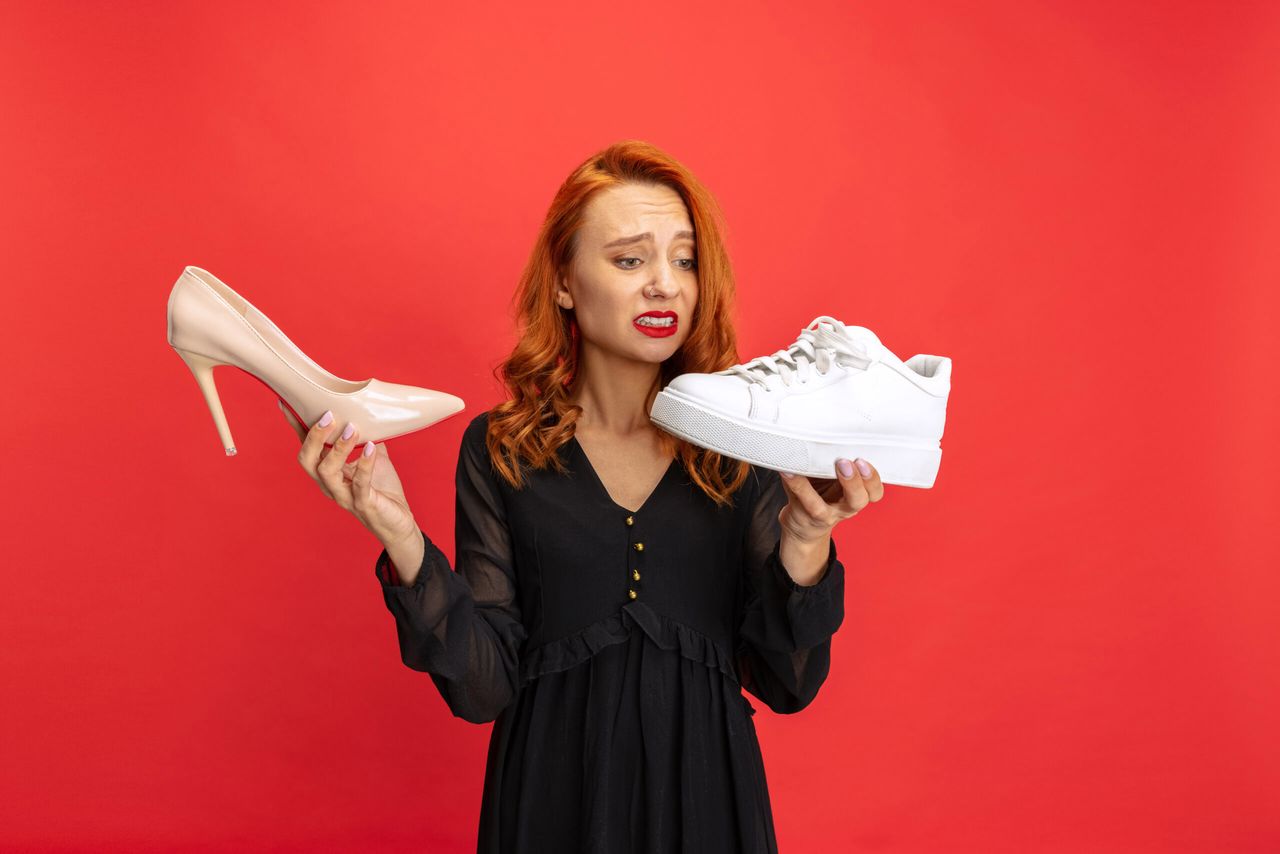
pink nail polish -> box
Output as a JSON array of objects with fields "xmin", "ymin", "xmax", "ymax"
[{"xmin": 318, "ymin": 410, "xmax": 333, "ymax": 427}]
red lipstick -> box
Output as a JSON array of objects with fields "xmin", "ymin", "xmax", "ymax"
[{"xmin": 633, "ymin": 310, "xmax": 678, "ymax": 338}]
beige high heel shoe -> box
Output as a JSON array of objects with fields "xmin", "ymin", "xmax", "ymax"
[{"xmin": 167, "ymin": 265, "xmax": 465, "ymax": 456}]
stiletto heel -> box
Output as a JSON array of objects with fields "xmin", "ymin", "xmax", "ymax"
[
  {"xmin": 167, "ymin": 265, "xmax": 465, "ymax": 457},
  {"xmin": 174, "ymin": 347, "xmax": 239, "ymax": 456}
]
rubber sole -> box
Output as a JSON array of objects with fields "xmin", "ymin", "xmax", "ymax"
[{"xmin": 651, "ymin": 387, "xmax": 941, "ymax": 488}]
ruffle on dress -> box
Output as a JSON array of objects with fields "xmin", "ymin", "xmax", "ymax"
[{"xmin": 518, "ymin": 599, "xmax": 740, "ymax": 689}]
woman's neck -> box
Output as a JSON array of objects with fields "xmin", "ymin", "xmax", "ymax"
[{"xmin": 569, "ymin": 351, "xmax": 662, "ymax": 436}]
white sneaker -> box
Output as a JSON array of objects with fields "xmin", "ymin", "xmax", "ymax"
[{"xmin": 650, "ymin": 316, "xmax": 951, "ymax": 487}]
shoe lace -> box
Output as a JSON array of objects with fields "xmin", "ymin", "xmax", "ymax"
[{"xmin": 725, "ymin": 316, "xmax": 872, "ymax": 389}]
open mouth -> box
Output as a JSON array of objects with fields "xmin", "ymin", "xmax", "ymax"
[{"xmin": 634, "ymin": 312, "xmax": 678, "ymax": 337}]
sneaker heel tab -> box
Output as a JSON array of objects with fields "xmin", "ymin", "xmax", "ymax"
[{"xmin": 905, "ymin": 354, "xmax": 953, "ymax": 383}]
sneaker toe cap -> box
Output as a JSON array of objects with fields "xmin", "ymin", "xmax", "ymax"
[{"xmin": 664, "ymin": 373, "xmax": 752, "ymax": 412}]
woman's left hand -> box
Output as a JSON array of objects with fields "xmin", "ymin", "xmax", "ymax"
[{"xmin": 777, "ymin": 457, "xmax": 884, "ymax": 543}]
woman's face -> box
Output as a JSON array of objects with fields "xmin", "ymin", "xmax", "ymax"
[{"xmin": 557, "ymin": 182, "xmax": 699, "ymax": 364}]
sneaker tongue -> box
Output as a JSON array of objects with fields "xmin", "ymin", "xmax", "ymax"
[
  {"xmin": 841, "ymin": 324, "xmax": 882, "ymax": 350},
  {"xmin": 808, "ymin": 317, "xmax": 883, "ymax": 357}
]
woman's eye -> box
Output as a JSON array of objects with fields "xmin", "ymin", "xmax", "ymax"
[{"xmin": 616, "ymin": 257, "xmax": 697, "ymax": 270}]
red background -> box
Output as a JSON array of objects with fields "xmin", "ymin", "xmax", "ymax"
[{"xmin": 3, "ymin": 1, "xmax": 1277, "ymax": 851}]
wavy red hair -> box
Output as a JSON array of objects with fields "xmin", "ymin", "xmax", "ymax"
[{"xmin": 484, "ymin": 139, "xmax": 752, "ymax": 508}]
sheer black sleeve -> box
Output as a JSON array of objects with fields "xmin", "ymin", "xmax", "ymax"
[
  {"xmin": 735, "ymin": 466, "xmax": 846, "ymax": 714},
  {"xmin": 372, "ymin": 418, "xmax": 527, "ymax": 725}
]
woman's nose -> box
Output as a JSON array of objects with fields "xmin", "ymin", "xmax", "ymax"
[{"xmin": 648, "ymin": 268, "xmax": 677, "ymax": 297}]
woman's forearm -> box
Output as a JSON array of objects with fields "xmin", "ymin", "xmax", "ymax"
[{"xmin": 385, "ymin": 528, "xmax": 426, "ymax": 586}]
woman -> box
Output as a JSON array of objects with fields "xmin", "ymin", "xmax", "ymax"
[{"xmin": 290, "ymin": 140, "xmax": 883, "ymax": 853}]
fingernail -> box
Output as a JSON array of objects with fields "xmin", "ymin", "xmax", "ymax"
[
  {"xmin": 855, "ymin": 458, "xmax": 872, "ymax": 477},
  {"xmin": 781, "ymin": 472, "xmax": 793, "ymax": 479},
  {"xmin": 341, "ymin": 422, "xmax": 355, "ymax": 440},
  {"xmin": 318, "ymin": 410, "xmax": 333, "ymax": 427},
  {"xmin": 363, "ymin": 441, "xmax": 375, "ymax": 458},
  {"xmin": 837, "ymin": 459, "xmax": 854, "ymax": 478}
]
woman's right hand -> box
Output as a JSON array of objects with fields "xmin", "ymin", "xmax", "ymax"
[{"xmin": 283, "ymin": 402, "xmax": 421, "ymax": 550}]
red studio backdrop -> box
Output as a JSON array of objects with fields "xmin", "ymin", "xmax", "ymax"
[{"xmin": 2, "ymin": 2, "xmax": 1277, "ymax": 852}]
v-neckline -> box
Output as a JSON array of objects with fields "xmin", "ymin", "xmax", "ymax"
[{"xmin": 570, "ymin": 435, "xmax": 679, "ymax": 515}]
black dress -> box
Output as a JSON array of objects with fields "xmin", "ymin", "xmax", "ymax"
[{"xmin": 374, "ymin": 410, "xmax": 846, "ymax": 853}]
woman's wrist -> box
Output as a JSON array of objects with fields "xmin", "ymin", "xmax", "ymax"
[
  {"xmin": 384, "ymin": 527, "xmax": 425, "ymax": 586},
  {"xmin": 779, "ymin": 528, "xmax": 832, "ymax": 587}
]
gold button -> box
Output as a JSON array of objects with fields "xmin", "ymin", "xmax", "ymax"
[
  {"xmin": 628, "ymin": 589, "xmax": 638, "ymax": 600},
  {"xmin": 632, "ymin": 569, "xmax": 641, "ymax": 581},
  {"xmin": 633, "ymin": 542, "xmax": 644, "ymax": 552},
  {"xmin": 625, "ymin": 515, "xmax": 634, "ymax": 526}
]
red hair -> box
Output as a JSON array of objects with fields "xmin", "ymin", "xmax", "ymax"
[{"xmin": 484, "ymin": 139, "xmax": 751, "ymax": 508}]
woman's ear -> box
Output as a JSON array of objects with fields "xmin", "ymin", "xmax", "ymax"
[{"xmin": 556, "ymin": 275, "xmax": 574, "ymax": 310}]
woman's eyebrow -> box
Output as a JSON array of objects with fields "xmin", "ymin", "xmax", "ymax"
[{"xmin": 603, "ymin": 230, "xmax": 695, "ymax": 248}]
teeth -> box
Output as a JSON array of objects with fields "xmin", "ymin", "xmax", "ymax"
[{"xmin": 636, "ymin": 316, "xmax": 674, "ymax": 327}]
